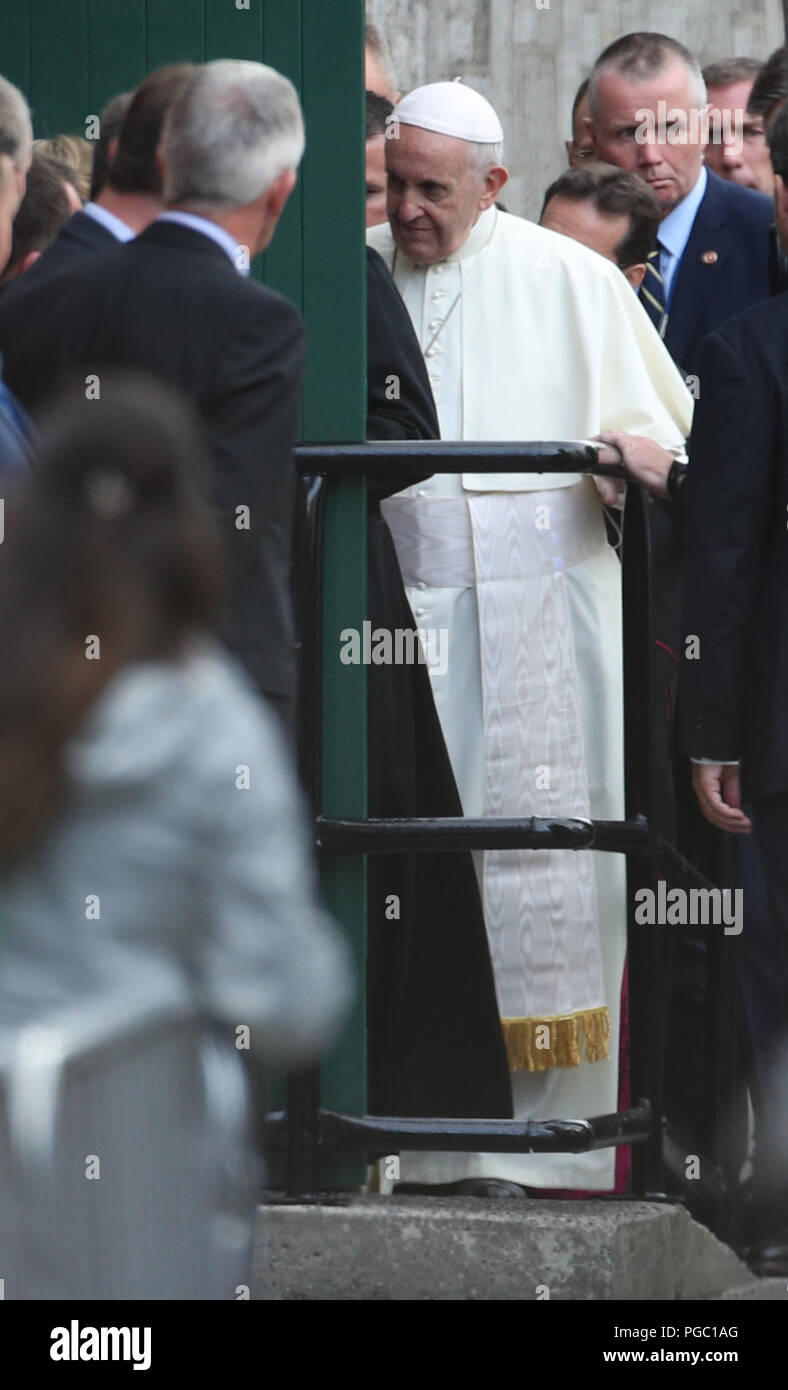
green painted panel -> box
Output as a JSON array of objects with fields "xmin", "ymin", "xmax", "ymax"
[
  {"xmin": 86, "ymin": 0, "xmax": 147, "ymax": 115},
  {"xmin": 29, "ymin": 0, "xmax": 88, "ymax": 137},
  {"xmin": 300, "ymin": 1, "xmax": 366, "ymax": 443},
  {"xmin": 205, "ymin": 0, "xmax": 263, "ymax": 61},
  {"xmin": 318, "ymin": 477, "xmax": 367, "ymax": 1187},
  {"xmin": 302, "ymin": 4, "xmax": 368, "ymax": 1187},
  {"xmin": 258, "ymin": 0, "xmax": 303, "ymax": 311},
  {"xmin": 4, "ymin": 0, "xmax": 31, "ymax": 97},
  {"xmin": 145, "ymin": 0, "xmax": 206, "ymax": 69}
]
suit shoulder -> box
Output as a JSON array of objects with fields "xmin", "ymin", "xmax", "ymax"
[
  {"xmin": 235, "ymin": 276, "xmax": 304, "ymax": 338},
  {"xmin": 154, "ymin": 248, "xmax": 303, "ymax": 334},
  {"xmin": 701, "ymin": 290, "xmax": 788, "ymax": 388},
  {"xmin": 709, "ymin": 173, "xmax": 774, "ymax": 230},
  {"xmin": 0, "ymin": 258, "xmax": 87, "ymax": 327},
  {"xmin": 715, "ymin": 286, "xmax": 788, "ymax": 347}
]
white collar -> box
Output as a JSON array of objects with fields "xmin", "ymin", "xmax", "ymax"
[
  {"xmin": 444, "ymin": 204, "xmax": 499, "ymax": 263},
  {"xmin": 658, "ymin": 166, "xmax": 708, "ymax": 261},
  {"xmin": 393, "ymin": 205, "xmax": 499, "ymax": 275},
  {"xmin": 83, "ymin": 201, "xmax": 135, "ymax": 243}
]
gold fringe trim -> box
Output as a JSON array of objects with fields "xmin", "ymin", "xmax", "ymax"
[{"xmin": 501, "ymin": 1007, "xmax": 611, "ymax": 1072}]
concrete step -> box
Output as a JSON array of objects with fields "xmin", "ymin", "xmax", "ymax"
[
  {"xmin": 719, "ymin": 1279, "xmax": 788, "ymax": 1300},
  {"xmin": 252, "ymin": 1195, "xmax": 757, "ymax": 1300}
]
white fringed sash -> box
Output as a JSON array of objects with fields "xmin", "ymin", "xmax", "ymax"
[{"xmin": 385, "ymin": 483, "xmax": 611, "ymax": 1070}]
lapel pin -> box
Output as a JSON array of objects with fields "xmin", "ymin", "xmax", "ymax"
[{"xmin": 701, "ymin": 250, "xmax": 719, "ymax": 265}]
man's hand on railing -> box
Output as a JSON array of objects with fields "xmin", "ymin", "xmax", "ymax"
[
  {"xmin": 595, "ymin": 431, "xmax": 675, "ymax": 501},
  {"xmin": 589, "ymin": 437, "xmax": 627, "ymax": 506}
]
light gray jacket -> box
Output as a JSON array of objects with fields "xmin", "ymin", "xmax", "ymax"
[{"xmin": 0, "ymin": 642, "xmax": 352, "ymax": 1063}]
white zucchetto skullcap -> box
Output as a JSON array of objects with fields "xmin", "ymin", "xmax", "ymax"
[{"xmin": 395, "ymin": 78, "xmax": 504, "ymax": 144}]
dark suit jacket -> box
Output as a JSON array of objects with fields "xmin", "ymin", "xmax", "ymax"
[
  {"xmin": 20, "ymin": 208, "xmax": 120, "ymax": 286},
  {"xmin": 662, "ymin": 169, "xmax": 773, "ymax": 379},
  {"xmin": 644, "ymin": 171, "xmax": 774, "ymax": 794},
  {"xmin": 0, "ymin": 220, "xmax": 306, "ymax": 705},
  {"xmin": 0, "ymin": 378, "xmax": 33, "ymax": 474},
  {"xmin": 678, "ymin": 293, "xmax": 788, "ymax": 800}
]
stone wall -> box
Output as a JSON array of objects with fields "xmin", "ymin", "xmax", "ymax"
[{"xmin": 367, "ymin": 0, "xmax": 785, "ymax": 218}]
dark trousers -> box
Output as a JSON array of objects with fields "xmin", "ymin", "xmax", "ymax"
[{"xmin": 745, "ymin": 794, "xmax": 788, "ymax": 1199}]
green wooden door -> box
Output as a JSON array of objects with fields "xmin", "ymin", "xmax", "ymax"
[
  {"xmin": 3, "ymin": 0, "xmax": 367, "ymax": 439},
  {"xmin": 4, "ymin": 0, "xmax": 368, "ymax": 1186}
]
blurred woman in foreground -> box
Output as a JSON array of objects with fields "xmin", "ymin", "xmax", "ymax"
[{"xmin": 0, "ymin": 376, "xmax": 351, "ymax": 1298}]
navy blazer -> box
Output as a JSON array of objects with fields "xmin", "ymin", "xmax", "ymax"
[
  {"xmin": 0, "ymin": 220, "xmax": 306, "ymax": 707},
  {"xmin": 20, "ymin": 208, "xmax": 119, "ymax": 286},
  {"xmin": 678, "ymin": 292, "xmax": 788, "ymax": 799},
  {"xmin": 662, "ymin": 169, "xmax": 774, "ymax": 379}
]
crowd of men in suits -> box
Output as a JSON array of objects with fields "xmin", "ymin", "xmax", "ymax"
[
  {"xmin": 545, "ymin": 34, "xmax": 788, "ymax": 1273},
  {"xmin": 2, "ymin": 23, "xmax": 788, "ymax": 1273},
  {"xmin": 552, "ymin": 35, "xmax": 788, "ymax": 1273}
]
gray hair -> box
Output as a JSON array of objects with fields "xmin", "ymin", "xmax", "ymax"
[
  {"xmin": 366, "ymin": 22, "xmax": 397, "ymax": 97},
  {"xmin": 468, "ymin": 140, "xmax": 504, "ymax": 176},
  {"xmin": 0, "ymin": 76, "xmax": 33, "ymax": 172},
  {"xmin": 702, "ymin": 57, "xmax": 762, "ymax": 91},
  {"xmin": 162, "ymin": 60, "xmax": 304, "ymax": 207},
  {"xmin": 588, "ymin": 32, "xmax": 707, "ymax": 121}
]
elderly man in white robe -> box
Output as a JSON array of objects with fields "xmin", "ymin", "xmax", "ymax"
[{"xmin": 368, "ymin": 80, "xmax": 693, "ymax": 1194}]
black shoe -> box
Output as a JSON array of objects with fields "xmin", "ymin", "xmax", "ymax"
[
  {"xmin": 746, "ymin": 1237, "xmax": 788, "ymax": 1278},
  {"xmin": 738, "ymin": 1177, "xmax": 788, "ymax": 1274},
  {"xmin": 394, "ymin": 1178, "xmax": 528, "ymax": 1198}
]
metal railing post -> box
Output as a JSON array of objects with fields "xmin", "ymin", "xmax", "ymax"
[
  {"xmin": 614, "ymin": 484, "xmax": 666, "ymax": 1197},
  {"xmin": 315, "ymin": 474, "xmax": 368, "ymax": 1189}
]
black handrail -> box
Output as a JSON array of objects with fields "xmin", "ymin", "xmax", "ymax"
[{"xmin": 280, "ymin": 442, "xmax": 741, "ymax": 1231}]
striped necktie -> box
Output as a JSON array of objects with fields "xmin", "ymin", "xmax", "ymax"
[{"xmin": 640, "ymin": 246, "xmax": 669, "ymax": 339}]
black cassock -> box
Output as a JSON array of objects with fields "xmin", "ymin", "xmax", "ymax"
[{"xmin": 365, "ymin": 247, "xmax": 512, "ymax": 1119}]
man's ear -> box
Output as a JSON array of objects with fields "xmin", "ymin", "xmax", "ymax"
[
  {"xmin": 480, "ymin": 164, "xmax": 509, "ymax": 210},
  {"xmin": 20, "ymin": 249, "xmax": 40, "ymax": 275},
  {"xmin": 623, "ymin": 261, "xmax": 646, "ymax": 290},
  {"xmin": 584, "ymin": 115, "xmax": 600, "ymax": 153},
  {"xmin": 265, "ymin": 167, "xmax": 297, "ymax": 223}
]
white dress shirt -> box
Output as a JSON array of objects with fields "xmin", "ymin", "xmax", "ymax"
[
  {"xmin": 657, "ymin": 165, "xmax": 708, "ymax": 306},
  {"xmin": 83, "ymin": 201, "xmax": 135, "ymax": 243}
]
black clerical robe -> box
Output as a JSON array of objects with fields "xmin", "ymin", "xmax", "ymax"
[{"xmin": 365, "ymin": 247, "xmax": 512, "ymax": 1119}]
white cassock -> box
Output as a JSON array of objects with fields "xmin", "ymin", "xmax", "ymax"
[{"xmin": 367, "ymin": 206, "xmax": 693, "ymax": 1189}]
